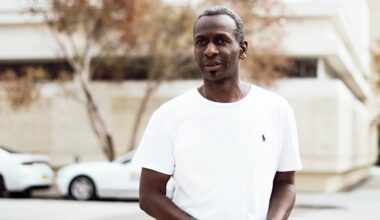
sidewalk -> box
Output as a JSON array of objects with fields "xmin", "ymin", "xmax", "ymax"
[
  {"xmin": 124, "ymin": 168, "xmax": 380, "ymax": 220},
  {"xmin": 28, "ymin": 167, "xmax": 380, "ymax": 220},
  {"xmin": 290, "ymin": 167, "xmax": 380, "ymax": 220}
]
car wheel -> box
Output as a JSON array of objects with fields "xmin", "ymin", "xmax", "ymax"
[
  {"xmin": 69, "ymin": 176, "xmax": 96, "ymax": 201},
  {"xmin": 0, "ymin": 175, "xmax": 7, "ymax": 198}
]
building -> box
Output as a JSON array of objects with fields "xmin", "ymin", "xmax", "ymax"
[
  {"xmin": 272, "ymin": 0, "xmax": 378, "ymax": 192},
  {"xmin": 0, "ymin": 0, "xmax": 379, "ymax": 192}
]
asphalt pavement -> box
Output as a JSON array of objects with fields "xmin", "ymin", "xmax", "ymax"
[
  {"xmin": 291, "ymin": 167, "xmax": 380, "ymax": 220},
  {"xmin": 0, "ymin": 167, "xmax": 379, "ymax": 220}
]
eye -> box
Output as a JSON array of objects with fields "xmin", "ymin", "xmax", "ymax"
[
  {"xmin": 215, "ymin": 38, "xmax": 227, "ymax": 45},
  {"xmin": 195, "ymin": 39, "xmax": 207, "ymax": 46}
]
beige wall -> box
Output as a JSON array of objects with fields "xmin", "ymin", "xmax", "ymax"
[
  {"xmin": 0, "ymin": 98, "xmax": 53, "ymax": 153},
  {"xmin": 369, "ymin": 0, "xmax": 380, "ymax": 43},
  {"xmin": 273, "ymin": 78, "xmax": 376, "ymax": 191},
  {"xmin": 0, "ymin": 80, "xmax": 377, "ymax": 192},
  {"xmin": 0, "ymin": 81, "xmax": 201, "ymax": 166}
]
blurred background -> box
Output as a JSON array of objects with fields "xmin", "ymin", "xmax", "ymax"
[{"xmin": 0, "ymin": 0, "xmax": 380, "ymax": 219}]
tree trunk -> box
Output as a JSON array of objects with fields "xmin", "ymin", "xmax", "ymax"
[
  {"xmin": 127, "ymin": 65, "xmax": 181, "ymax": 152},
  {"xmin": 79, "ymin": 71, "xmax": 115, "ymax": 161},
  {"xmin": 128, "ymin": 82, "xmax": 156, "ymax": 151}
]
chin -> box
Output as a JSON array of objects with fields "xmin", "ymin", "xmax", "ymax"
[
  {"xmin": 202, "ymin": 70, "xmax": 223, "ymax": 80},
  {"xmin": 204, "ymin": 76, "xmax": 227, "ymax": 83},
  {"xmin": 203, "ymin": 70, "xmax": 238, "ymax": 83},
  {"xmin": 204, "ymin": 75, "xmax": 223, "ymax": 82}
]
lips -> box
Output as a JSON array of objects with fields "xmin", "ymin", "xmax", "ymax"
[{"xmin": 204, "ymin": 61, "xmax": 222, "ymax": 72}]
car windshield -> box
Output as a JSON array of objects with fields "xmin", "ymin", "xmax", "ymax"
[
  {"xmin": 113, "ymin": 149, "xmax": 135, "ymax": 164},
  {"xmin": 0, "ymin": 146, "xmax": 19, "ymax": 154}
]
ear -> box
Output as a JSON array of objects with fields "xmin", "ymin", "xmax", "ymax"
[{"xmin": 239, "ymin": 40, "xmax": 248, "ymax": 60}]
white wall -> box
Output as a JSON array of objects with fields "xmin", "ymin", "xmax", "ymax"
[{"xmin": 280, "ymin": 0, "xmax": 371, "ymax": 100}]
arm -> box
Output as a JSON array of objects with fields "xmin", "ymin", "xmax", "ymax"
[
  {"xmin": 139, "ymin": 168, "xmax": 194, "ymax": 220},
  {"xmin": 267, "ymin": 171, "xmax": 296, "ymax": 220}
]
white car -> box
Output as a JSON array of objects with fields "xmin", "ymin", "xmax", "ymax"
[
  {"xmin": 56, "ymin": 150, "xmax": 142, "ymax": 200},
  {"xmin": 56, "ymin": 150, "xmax": 175, "ymax": 201},
  {"xmin": 0, "ymin": 146, "xmax": 54, "ymax": 197}
]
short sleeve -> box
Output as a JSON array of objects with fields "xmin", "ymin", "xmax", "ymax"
[
  {"xmin": 277, "ymin": 101, "xmax": 302, "ymax": 171},
  {"xmin": 132, "ymin": 109, "xmax": 175, "ymax": 175}
]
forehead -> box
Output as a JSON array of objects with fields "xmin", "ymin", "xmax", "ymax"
[{"xmin": 193, "ymin": 14, "xmax": 237, "ymax": 38}]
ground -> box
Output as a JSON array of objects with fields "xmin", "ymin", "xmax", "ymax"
[{"xmin": 0, "ymin": 167, "xmax": 379, "ymax": 220}]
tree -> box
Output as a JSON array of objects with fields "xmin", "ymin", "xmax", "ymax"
[
  {"xmin": 0, "ymin": 67, "xmax": 47, "ymax": 111},
  {"xmin": 127, "ymin": 3, "xmax": 197, "ymax": 150},
  {"xmin": 30, "ymin": 0, "xmax": 147, "ymax": 161},
  {"xmin": 30, "ymin": 0, "xmax": 196, "ymax": 157}
]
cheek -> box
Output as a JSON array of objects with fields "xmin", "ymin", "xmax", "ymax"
[
  {"xmin": 194, "ymin": 50, "xmax": 202, "ymax": 63},
  {"xmin": 230, "ymin": 50, "xmax": 241, "ymax": 62}
]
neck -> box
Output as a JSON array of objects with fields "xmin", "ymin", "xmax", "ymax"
[{"xmin": 201, "ymin": 80, "xmax": 247, "ymax": 103}]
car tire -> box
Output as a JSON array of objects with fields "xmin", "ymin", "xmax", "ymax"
[
  {"xmin": 68, "ymin": 176, "xmax": 96, "ymax": 201},
  {"xmin": 9, "ymin": 189, "xmax": 31, "ymax": 198},
  {"xmin": 20, "ymin": 189, "xmax": 31, "ymax": 198},
  {"xmin": 0, "ymin": 175, "xmax": 7, "ymax": 198}
]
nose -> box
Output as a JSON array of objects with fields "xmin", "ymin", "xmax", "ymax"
[{"xmin": 204, "ymin": 42, "xmax": 219, "ymax": 57}]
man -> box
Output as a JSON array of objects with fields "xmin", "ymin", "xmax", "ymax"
[{"xmin": 133, "ymin": 5, "xmax": 301, "ymax": 220}]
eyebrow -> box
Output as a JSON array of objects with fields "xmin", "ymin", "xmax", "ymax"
[{"xmin": 194, "ymin": 32, "xmax": 233, "ymax": 40}]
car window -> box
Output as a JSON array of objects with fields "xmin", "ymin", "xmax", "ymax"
[
  {"xmin": 113, "ymin": 149, "xmax": 135, "ymax": 164},
  {"xmin": 122, "ymin": 159, "xmax": 132, "ymax": 164}
]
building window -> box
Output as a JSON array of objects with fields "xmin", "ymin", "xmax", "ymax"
[
  {"xmin": 0, "ymin": 61, "xmax": 73, "ymax": 80},
  {"xmin": 285, "ymin": 58, "xmax": 318, "ymax": 78},
  {"xmin": 0, "ymin": 57, "xmax": 200, "ymax": 81}
]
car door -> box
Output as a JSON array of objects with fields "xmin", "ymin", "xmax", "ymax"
[
  {"xmin": 98, "ymin": 158, "xmax": 140, "ymax": 199},
  {"xmin": 119, "ymin": 159, "xmax": 140, "ymax": 198},
  {"xmin": 0, "ymin": 149, "xmax": 20, "ymax": 191}
]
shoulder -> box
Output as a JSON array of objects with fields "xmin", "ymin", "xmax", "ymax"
[
  {"xmin": 151, "ymin": 88, "xmax": 197, "ymax": 119},
  {"xmin": 251, "ymin": 85, "xmax": 290, "ymax": 109},
  {"xmin": 250, "ymin": 85, "xmax": 296, "ymax": 130}
]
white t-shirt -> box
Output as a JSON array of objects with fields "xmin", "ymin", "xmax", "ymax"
[{"xmin": 133, "ymin": 85, "xmax": 301, "ymax": 220}]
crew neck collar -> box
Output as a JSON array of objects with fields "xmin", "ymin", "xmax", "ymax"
[{"xmin": 195, "ymin": 84, "xmax": 253, "ymax": 107}]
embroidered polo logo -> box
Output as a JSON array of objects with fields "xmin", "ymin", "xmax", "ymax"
[{"xmin": 262, "ymin": 134, "xmax": 266, "ymax": 142}]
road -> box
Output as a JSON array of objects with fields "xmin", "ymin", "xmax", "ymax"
[
  {"xmin": 0, "ymin": 197, "xmax": 151, "ymax": 220},
  {"xmin": 1, "ymin": 168, "xmax": 379, "ymax": 220}
]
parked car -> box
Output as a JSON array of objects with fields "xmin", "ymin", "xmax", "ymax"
[
  {"xmin": 0, "ymin": 146, "xmax": 54, "ymax": 197},
  {"xmin": 56, "ymin": 150, "xmax": 174, "ymax": 201},
  {"xmin": 56, "ymin": 150, "xmax": 140, "ymax": 200}
]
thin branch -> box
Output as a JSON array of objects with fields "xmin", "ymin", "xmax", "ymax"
[
  {"xmin": 33, "ymin": 5, "xmax": 81, "ymax": 72},
  {"xmin": 61, "ymin": 85, "xmax": 86, "ymax": 104},
  {"xmin": 67, "ymin": 34, "xmax": 81, "ymax": 61}
]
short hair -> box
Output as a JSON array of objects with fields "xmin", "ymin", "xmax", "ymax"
[{"xmin": 194, "ymin": 5, "xmax": 245, "ymax": 43}]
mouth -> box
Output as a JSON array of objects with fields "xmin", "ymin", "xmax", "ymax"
[{"xmin": 204, "ymin": 62, "xmax": 222, "ymax": 72}]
